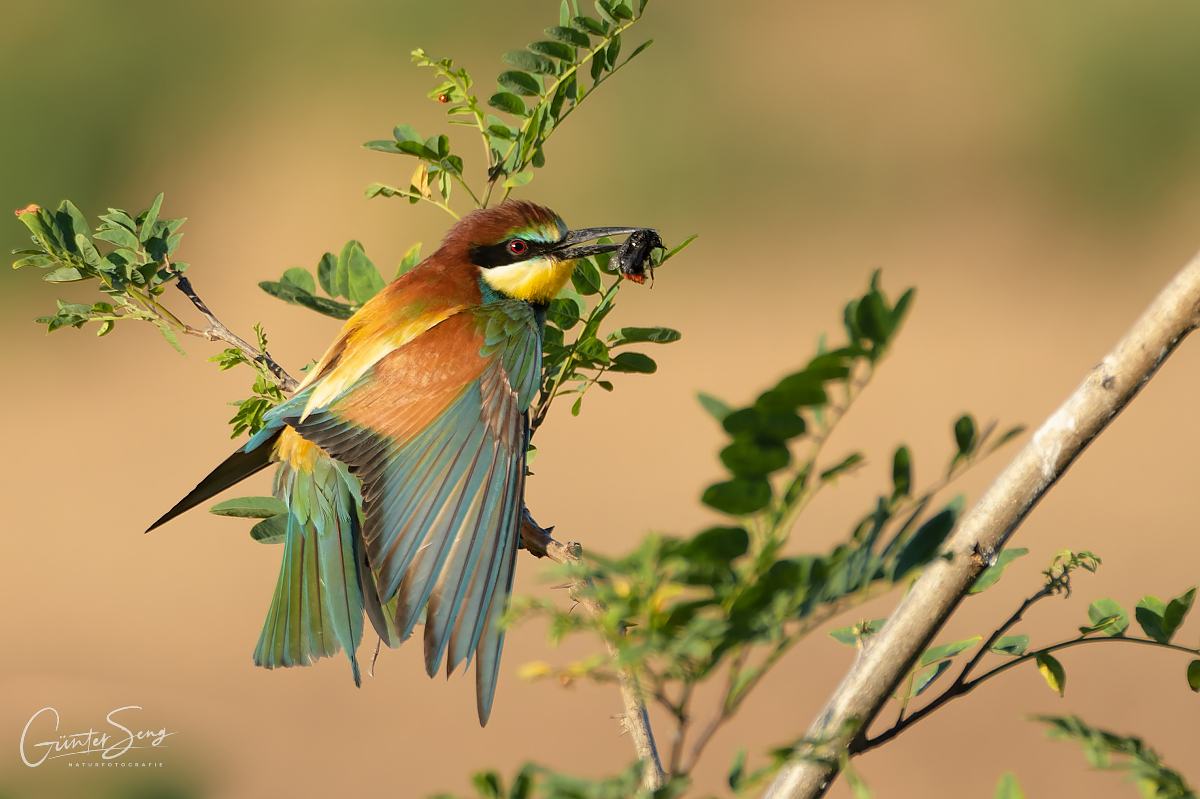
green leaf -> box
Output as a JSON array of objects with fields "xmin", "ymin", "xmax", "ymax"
[
  {"xmin": 139, "ymin": 193, "xmax": 164, "ymax": 244},
  {"xmin": 337, "ymin": 240, "xmax": 385, "ymax": 304},
  {"xmin": 158, "ymin": 326, "xmax": 186, "ymax": 356},
  {"xmin": 546, "ymin": 25, "xmax": 592, "ymax": 47},
  {"xmin": 702, "ymin": 478, "xmax": 771, "ymax": 515},
  {"xmin": 829, "ymin": 619, "xmax": 886, "ymax": 646},
  {"xmin": 820, "ymin": 453, "xmax": 864, "ymax": 483},
  {"xmin": 547, "ymin": 287, "xmax": 585, "ymax": 329},
  {"xmin": 892, "ymin": 506, "xmax": 959, "ymax": 580},
  {"xmin": 503, "ymin": 50, "xmax": 557, "ymax": 75},
  {"xmin": 12, "ymin": 254, "xmax": 54, "ymax": 269},
  {"xmin": 969, "ymin": 548, "xmax": 1030, "ymax": 594},
  {"xmin": 697, "ymin": 392, "xmax": 733, "ymax": 423},
  {"xmin": 954, "ymin": 415, "xmax": 976, "ymax": 458},
  {"xmin": 261, "ymin": 281, "xmax": 355, "ymax": 319},
  {"xmin": 722, "ymin": 406, "xmax": 805, "ymax": 442},
  {"xmin": 1083, "ymin": 598, "xmax": 1129, "ymax": 636},
  {"xmin": 76, "ymin": 235, "xmax": 104, "ymax": 269},
  {"xmin": 528, "ymin": 40, "xmax": 576, "ymax": 62},
  {"xmin": 94, "ymin": 225, "xmax": 139, "ymax": 250},
  {"xmin": 991, "ymin": 635, "xmax": 1030, "ymax": 656},
  {"xmin": 912, "ymin": 660, "xmax": 952, "ymax": 696},
  {"xmin": 607, "ymin": 326, "xmax": 681, "ymax": 345},
  {"xmin": 1035, "ymin": 651, "xmax": 1066, "ymax": 697},
  {"xmin": 892, "ymin": 446, "xmax": 911, "ymax": 497},
  {"xmin": 571, "ymin": 259, "xmax": 603, "ymax": 295},
  {"xmin": 395, "ymin": 242, "xmax": 422, "ymax": 279},
  {"xmin": 393, "ymin": 124, "xmax": 422, "ymax": 143},
  {"xmin": 1188, "ymin": 660, "xmax": 1200, "ymax": 693},
  {"xmin": 595, "ymin": 0, "xmax": 617, "ymax": 24},
  {"xmin": 919, "ymin": 636, "xmax": 982, "ymax": 666},
  {"xmin": 1164, "ymin": 587, "xmax": 1196, "ymax": 641},
  {"xmin": 993, "ymin": 772, "xmax": 1024, "ymax": 799},
  {"xmin": 509, "ymin": 764, "xmax": 535, "ymax": 799},
  {"xmin": 609, "ymin": 351, "xmax": 657, "ymax": 373},
  {"xmin": 610, "ymin": 0, "xmax": 633, "ymax": 20},
  {"xmin": 659, "ymin": 233, "xmax": 697, "ymax": 264},
  {"xmin": 363, "ymin": 140, "xmax": 402, "ymax": 154},
  {"xmin": 1136, "ymin": 596, "xmax": 1170, "ymax": 643},
  {"xmin": 720, "ymin": 439, "xmax": 790, "ymax": 478},
  {"xmin": 249, "ymin": 514, "xmax": 288, "ymax": 544},
  {"xmin": 281, "ymin": 267, "xmax": 315, "ymax": 295},
  {"xmin": 290, "ymin": 293, "xmax": 355, "ymax": 320},
  {"xmin": 43, "ymin": 266, "xmax": 86, "ymax": 283},
  {"xmin": 774, "ymin": 371, "xmax": 827, "ymax": 407},
  {"xmin": 627, "ymin": 38, "xmax": 655, "ymax": 62},
  {"xmin": 52, "ymin": 204, "xmax": 89, "ymax": 252},
  {"xmin": 317, "ymin": 252, "xmax": 337, "ymax": 296},
  {"xmin": 472, "ymin": 771, "xmax": 503, "ymax": 799},
  {"xmin": 676, "ymin": 527, "xmax": 749, "ymax": 573},
  {"xmin": 504, "ymin": 172, "xmax": 534, "ymax": 189},
  {"xmin": 488, "ymin": 92, "xmax": 528, "ymax": 116},
  {"xmin": 499, "ymin": 71, "xmax": 541, "ymax": 96},
  {"xmin": 727, "ymin": 749, "xmax": 747, "ymax": 791},
  {"xmin": 209, "ymin": 496, "xmax": 288, "ymax": 519},
  {"xmin": 100, "ymin": 208, "xmax": 136, "ymax": 231},
  {"xmin": 605, "ymin": 33, "xmax": 622, "ymax": 68}
]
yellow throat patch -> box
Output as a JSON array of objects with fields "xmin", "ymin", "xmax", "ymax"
[{"xmin": 479, "ymin": 256, "xmax": 577, "ymax": 304}]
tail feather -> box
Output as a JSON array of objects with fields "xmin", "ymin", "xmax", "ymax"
[
  {"xmin": 254, "ymin": 447, "xmax": 368, "ymax": 686},
  {"xmin": 146, "ymin": 430, "xmax": 282, "ymax": 532}
]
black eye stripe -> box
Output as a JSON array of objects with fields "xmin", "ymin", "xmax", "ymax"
[{"xmin": 469, "ymin": 237, "xmax": 555, "ymax": 269}]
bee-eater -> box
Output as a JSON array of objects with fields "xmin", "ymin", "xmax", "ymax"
[{"xmin": 148, "ymin": 201, "xmax": 642, "ymax": 725}]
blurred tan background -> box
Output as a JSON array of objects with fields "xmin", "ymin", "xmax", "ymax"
[{"xmin": 4, "ymin": 1, "xmax": 1200, "ymax": 797}]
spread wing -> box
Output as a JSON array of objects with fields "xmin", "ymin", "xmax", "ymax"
[{"xmin": 272, "ymin": 301, "xmax": 542, "ymax": 724}]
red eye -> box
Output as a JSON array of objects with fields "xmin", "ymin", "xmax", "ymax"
[{"xmin": 508, "ymin": 240, "xmax": 527, "ymax": 255}]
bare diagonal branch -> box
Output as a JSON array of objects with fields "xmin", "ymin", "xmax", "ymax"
[
  {"xmin": 170, "ymin": 269, "xmax": 299, "ymax": 392},
  {"xmin": 764, "ymin": 251, "xmax": 1200, "ymax": 799}
]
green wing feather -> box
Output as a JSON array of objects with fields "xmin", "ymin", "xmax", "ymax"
[
  {"xmin": 254, "ymin": 449, "xmax": 369, "ymax": 686},
  {"xmin": 277, "ymin": 302, "xmax": 541, "ymax": 724}
]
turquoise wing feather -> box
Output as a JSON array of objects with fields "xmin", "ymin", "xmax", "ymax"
[{"xmin": 274, "ymin": 302, "xmax": 542, "ymax": 724}]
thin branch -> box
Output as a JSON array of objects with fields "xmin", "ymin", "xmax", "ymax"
[
  {"xmin": 519, "ymin": 507, "xmax": 667, "ymax": 791},
  {"xmin": 683, "ymin": 644, "xmax": 749, "ymax": 775},
  {"xmin": 858, "ymin": 584, "xmax": 1054, "ymax": 752},
  {"xmin": 858, "ymin": 635, "xmax": 1198, "ymax": 754},
  {"xmin": 667, "ymin": 683, "xmax": 693, "ymax": 777},
  {"xmin": 169, "ymin": 269, "xmax": 299, "ymax": 392},
  {"xmin": 763, "ymin": 249, "xmax": 1200, "ymax": 799}
]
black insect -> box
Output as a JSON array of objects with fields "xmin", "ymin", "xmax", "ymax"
[{"xmin": 612, "ymin": 229, "xmax": 663, "ymax": 285}]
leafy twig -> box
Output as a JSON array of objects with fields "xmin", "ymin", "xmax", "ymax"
[{"xmin": 859, "ymin": 635, "xmax": 1198, "ymax": 755}]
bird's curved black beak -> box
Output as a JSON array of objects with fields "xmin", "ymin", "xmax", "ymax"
[{"xmin": 552, "ymin": 226, "xmax": 642, "ymax": 260}]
